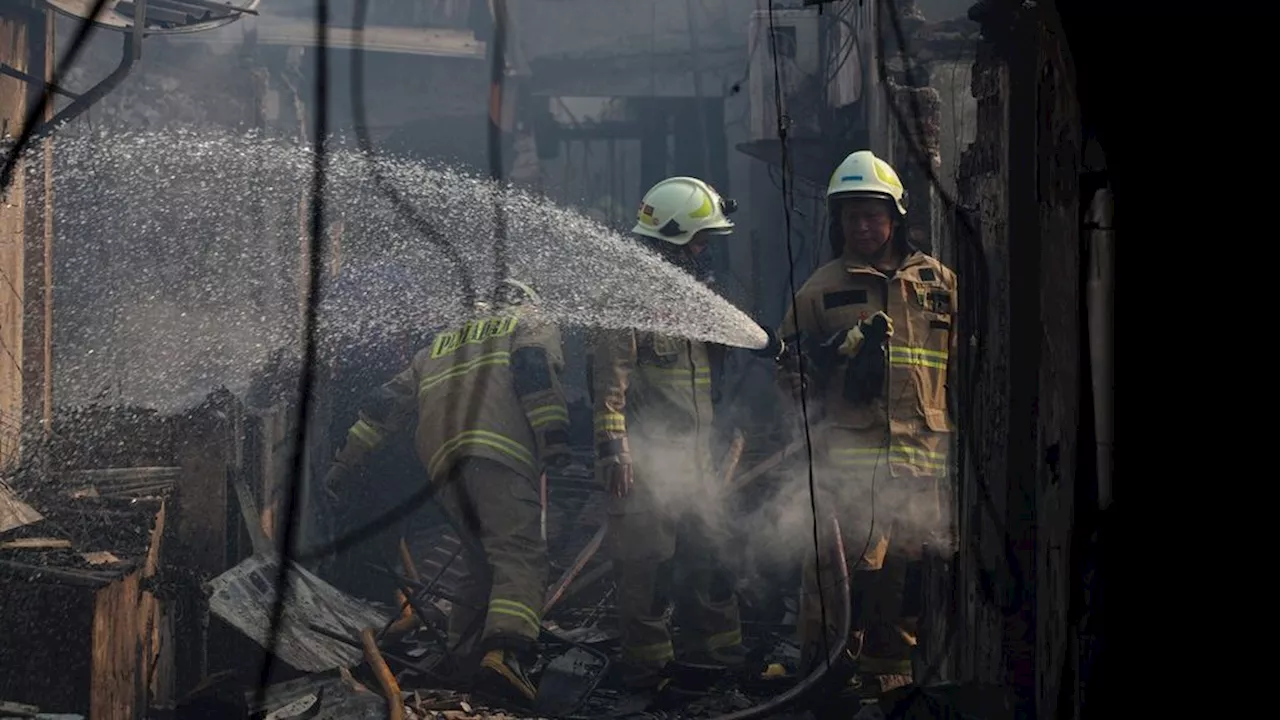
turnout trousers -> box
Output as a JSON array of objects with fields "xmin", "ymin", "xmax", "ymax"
[
  {"xmin": 798, "ymin": 472, "xmax": 943, "ymax": 680},
  {"xmin": 608, "ymin": 470, "xmax": 743, "ymax": 688},
  {"xmin": 436, "ymin": 457, "xmax": 549, "ymax": 661}
]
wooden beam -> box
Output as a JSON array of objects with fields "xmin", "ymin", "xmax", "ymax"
[
  {"xmin": 21, "ymin": 7, "xmax": 54, "ymax": 465},
  {"xmin": 0, "ymin": 8, "xmax": 29, "ymax": 471},
  {"xmin": 165, "ymin": 17, "xmax": 486, "ymax": 60}
]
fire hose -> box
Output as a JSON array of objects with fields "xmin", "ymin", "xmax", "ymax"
[
  {"xmin": 367, "ymin": 444, "xmax": 847, "ymax": 719},
  {"xmin": 710, "ymin": 514, "xmax": 852, "ymax": 720},
  {"xmin": 359, "ymin": 627, "xmax": 406, "ymax": 720}
]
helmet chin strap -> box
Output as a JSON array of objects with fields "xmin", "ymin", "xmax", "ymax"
[
  {"xmin": 689, "ymin": 247, "xmax": 715, "ymax": 284},
  {"xmin": 635, "ymin": 234, "xmax": 715, "ymax": 283}
]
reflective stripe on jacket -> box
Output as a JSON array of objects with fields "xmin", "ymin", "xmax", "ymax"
[{"xmin": 337, "ymin": 311, "xmax": 567, "ymax": 484}]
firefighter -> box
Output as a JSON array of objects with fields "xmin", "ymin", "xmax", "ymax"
[
  {"xmin": 776, "ymin": 150, "xmax": 958, "ymax": 701},
  {"xmin": 592, "ymin": 176, "xmax": 747, "ymax": 697},
  {"xmin": 321, "ymin": 278, "xmax": 571, "ymax": 707}
]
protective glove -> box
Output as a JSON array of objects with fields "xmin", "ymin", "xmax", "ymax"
[
  {"xmin": 837, "ymin": 311, "xmax": 895, "ymax": 358},
  {"xmin": 598, "ymin": 440, "xmax": 634, "ymax": 498},
  {"xmin": 536, "ymin": 428, "xmax": 573, "ymax": 472},
  {"xmin": 321, "ymin": 462, "xmax": 352, "ymax": 511}
]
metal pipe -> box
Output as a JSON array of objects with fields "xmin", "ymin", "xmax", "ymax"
[
  {"xmin": 710, "ymin": 515, "xmax": 852, "ymax": 720},
  {"xmin": 542, "ymin": 521, "xmax": 607, "ymax": 615},
  {"xmin": 1085, "ymin": 187, "xmax": 1114, "ymax": 510},
  {"xmin": 25, "ymin": 33, "xmax": 137, "ymax": 144},
  {"xmin": 0, "ymin": 64, "xmax": 80, "ymax": 99},
  {"xmin": 540, "ymin": 471, "xmax": 548, "ymax": 543}
]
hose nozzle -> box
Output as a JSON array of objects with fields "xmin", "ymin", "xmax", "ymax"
[{"xmin": 751, "ymin": 326, "xmax": 785, "ymax": 360}]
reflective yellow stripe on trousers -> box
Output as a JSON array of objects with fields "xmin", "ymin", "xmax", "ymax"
[
  {"xmin": 624, "ymin": 640, "xmax": 675, "ymax": 664},
  {"xmin": 692, "ymin": 628, "xmax": 743, "ymax": 652},
  {"xmin": 832, "ymin": 446, "xmax": 948, "ymax": 473},
  {"xmin": 488, "ymin": 598, "xmax": 542, "ymax": 635}
]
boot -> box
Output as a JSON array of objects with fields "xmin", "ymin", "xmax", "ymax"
[
  {"xmin": 843, "ymin": 670, "xmax": 913, "ymax": 706},
  {"xmin": 475, "ymin": 648, "xmax": 538, "ymax": 708},
  {"xmin": 683, "ymin": 643, "xmax": 749, "ymax": 672}
]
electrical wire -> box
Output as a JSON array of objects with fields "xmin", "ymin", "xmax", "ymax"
[
  {"xmin": 871, "ymin": 2, "xmax": 1036, "ymax": 711},
  {"xmin": 761, "ymin": 3, "xmax": 898, "ymax": 695},
  {"xmin": 0, "ymin": 0, "xmax": 113, "ymax": 195},
  {"xmin": 765, "ymin": 0, "xmax": 832, "ymax": 673},
  {"xmin": 255, "ymin": 0, "xmax": 329, "ymax": 706},
  {"xmin": 293, "ymin": 0, "xmax": 516, "ymax": 565},
  {"xmin": 766, "ymin": 4, "xmax": 1004, "ymax": 710},
  {"xmin": 487, "ymin": 0, "xmax": 510, "ymax": 283},
  {"xmin": 347, "ymin": 1, "xmax": 475, "ymax": 304}
]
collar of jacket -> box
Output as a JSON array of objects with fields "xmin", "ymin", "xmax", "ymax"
[{"xmin": 841, "ymin": 249, "xmax": 932, "ymax": 277}]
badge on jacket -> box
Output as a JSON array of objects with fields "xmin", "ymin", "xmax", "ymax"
[{"xmin": 929, "ymin": 290, "xmax": 952, "ymax": 314}]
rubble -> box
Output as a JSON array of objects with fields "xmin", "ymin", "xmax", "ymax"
[
  {"xmin": 2, "ymin": 401, "xmax": 1015, "ymax": 720},
  {"xmin": 206, "ymin": 553, "xmax": 393, "ymax": 673},
  {"xmin": 0, "ymin": 490, "xmax": 169, "ymax": 718}
]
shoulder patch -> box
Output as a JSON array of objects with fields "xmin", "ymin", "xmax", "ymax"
[{"xmin": 918, "ymin": 268, "xmax": 936, "ymax": 282}]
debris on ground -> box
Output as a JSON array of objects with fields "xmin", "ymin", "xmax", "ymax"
[
  {"xmin": 0, "ymin": 699, "xmax": 84, "ymax": 719},
  {"xmin": 207, "ymin": 553, "xmax": 393, "ymax": 673}
]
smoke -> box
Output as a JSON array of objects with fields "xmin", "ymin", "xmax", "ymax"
[{"xmin": 618, "ymin": 387, "xmax": 955, "ymax": 608}]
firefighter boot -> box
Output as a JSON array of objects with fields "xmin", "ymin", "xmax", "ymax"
[
  {"xmin": 475, "ymin": 645, "xmax": 539, "ymax": 709},
  {"xmin": 685, "ymin": 642, "xmax": 749, "ymax": 670}
]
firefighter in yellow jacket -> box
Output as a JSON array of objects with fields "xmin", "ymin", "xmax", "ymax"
[
  {"xmin": 593, "ymin": 177, "xmax": 746, "ymax": 695},
  {"xmin": 322, "ymin": 278, "xmax": 570, "ymax": 706},
  {"xmin": 777, "ymin": 151, "xmax": 958, "ymax": 700}
]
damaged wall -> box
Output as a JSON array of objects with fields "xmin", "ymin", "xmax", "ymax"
[{"xmin": 952, "ymin": 1, "xmax": 1081, "ymax": 717}]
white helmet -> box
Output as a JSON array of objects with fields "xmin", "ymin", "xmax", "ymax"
[
  {"xmin": 826, "ymin": 150, "xmax": 907, "ymax": 217},
  {"xmin": 632, "ymin": 176, "xmax": 737, "ymax": 246},
  {"xmin": 476, "ymin": 277, "xmax": 541, "ymax": 314}
]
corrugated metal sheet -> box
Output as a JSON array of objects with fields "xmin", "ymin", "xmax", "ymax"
[{"xmin": 207, "ymin": 553, "xmax": 390, "ymax": 673}]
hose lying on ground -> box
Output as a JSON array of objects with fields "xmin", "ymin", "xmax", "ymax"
[
  {"xmin": 360, "ymin": 627, "xmax": 407, "ymax": 720},
  {"xmin": 710, "ymin": 515, "xmax": 852, "ymax": 720}
]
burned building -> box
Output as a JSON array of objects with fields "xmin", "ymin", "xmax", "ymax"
[{"xmin": 0, "ymin": 0, "xmax": 1116, "ymax": 716}]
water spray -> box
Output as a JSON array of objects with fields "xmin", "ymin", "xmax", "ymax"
[{"xmin": 41, "ymin": 128, "xmax": 770, "ymax": 411}]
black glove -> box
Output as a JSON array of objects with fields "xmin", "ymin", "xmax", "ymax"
[
  {"xmin": 842, "ymin": 314, "xmax": 893, "ymax": 405},
  {"xmin": 536, "ymin": 428, "xmax": 572, "ymax": 472},
  {"xmin": 600, "ymin": 454, "xmax": 634, "ymax": 498},
  {"xmin": 321, "ymin": 462, "xmax": 352, "ymax": 508},
  {"xmin": 598, "ymin": 437, "xmax": 634, "ymax": 498}
]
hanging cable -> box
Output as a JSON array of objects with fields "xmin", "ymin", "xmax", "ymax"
[
  {"xmin": 488, "ymin": 0, "xmax": 510, "ymax": 283},
  {"xmin": 0, "ymin": 0, "xmax": 113, "ymax": 194},
  {"xmin": 348, "ymin": 0, "xmax": 475, "ymax": 302},
  {"xmin": 870, "ymin": 1, "xmax": 1034, "ymax": 710},
  {"xmin": 295, "ymin": 0, "xmax": 515, "ymax": 564},
  {"xmin": 256, "ymin": 0, "xmax": 329, "ymax": 705},
  {"xmin": 764, "ymin": 0, "xmax": 832, "ymax": 673}
]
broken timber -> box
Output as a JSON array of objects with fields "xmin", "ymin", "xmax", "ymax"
[{"xmin": 0, "ymin": 497, "xmax": 172, "ymax": 720}]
